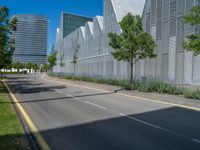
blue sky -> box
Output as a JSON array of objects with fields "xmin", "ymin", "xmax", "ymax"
[{"xmin": 1, "ymin": 0, "xmax": 103, "ymax": 54}]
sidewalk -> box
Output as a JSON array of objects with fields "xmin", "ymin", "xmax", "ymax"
[{"xmin": 45, "ymin": 75, "xmax": 200, "ymax": 110}]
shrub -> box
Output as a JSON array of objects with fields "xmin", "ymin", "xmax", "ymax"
[
  {"xmin": 184, "ymin": 90, "xmax": 200, "ymax": 99},
  {"xmin": 48, "ymin": 73, "xmax": 200, "ymax": 100}
]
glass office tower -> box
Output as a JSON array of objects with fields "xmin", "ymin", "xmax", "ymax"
[
  {"xmin": 60, "ymin": 12, "xmax": 93, "ymax": 38},
  {"xmin": 13, "ymin": 15, "xmax": 48, "ymax": 64}
]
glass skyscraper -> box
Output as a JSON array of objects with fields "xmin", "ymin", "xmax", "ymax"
[
  {"xmin": 60, "ymin": 12, "xmax": 93, "ymax": 38},
  {"xmin": 13, "ymin": 15, "xmax": 48, "ymax": 64}
]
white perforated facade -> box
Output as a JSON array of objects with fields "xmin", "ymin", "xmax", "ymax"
[
  {"xmin": 54, "ymin": 0, "xmax": 200, "ymax": 85},
  {"xmin": 54, "ymin": 0, "xmax": 145, "ymax": 79}
]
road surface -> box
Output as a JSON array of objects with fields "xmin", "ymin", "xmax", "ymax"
[{"xmin": 5, "ymin": 74, "xmax": 200, "ymax": 150}]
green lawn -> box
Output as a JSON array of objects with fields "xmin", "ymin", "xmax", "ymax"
[{"xmin": 0, "ymin": 79, "xmax": 28, "ymax": 150}]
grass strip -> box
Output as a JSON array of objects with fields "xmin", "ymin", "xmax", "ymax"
[
  {"xmin": 0, "ymin": 78, "xmax": 28, "ymax": 150},
  {"xmin": 49, "ymin": 73, "xmax": 200, "ymax": 100}
]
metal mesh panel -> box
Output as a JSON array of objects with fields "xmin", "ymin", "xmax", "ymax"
[
  {"xmin": 162, "ymin": 22, "xmax": 169, "ymax": 39},
  {"xmin": 146, "ymin": 13, "xmax": 151, "ymax": 34},
  {"xmin": 156, "ymin": 40, "xmax": 162, "ymax": 54},
  {"xmin": 135, "ymin": 61, "xmax": 140, "ymax": 79},
  {"xmin": 176, "ymin": 52, "xmax": 184, "ymax": 84},
  {"xmin": 150, "ymin": 58, "xmax": 156, "ymax": 78},
  {"xmin": 155, "ymin": 54, "xmax": 162, "ymax": 79},
  {"xmin": 162, "ymin": 0, "xmax": 170, "ymax": 22},
  {"xmin": 176, "ymin": 17, "xmax": 184, "ymax": 52},
  {"xmin": 169, "ymin": 0, "xmax": 177, "ymax": 36},
  {"xmin": 186, "ymin": 0, "xmax": 194, "ymax": 11},
  {"xmin": 151, "ymin": 26, "xmax": 156, "ymax": 40},
  {"xmin": 177, "ymin": 0, "xmax": 185, "ymax": 16},
  {"xmin": 161, "ymin": 38, "xmax": 169, "ymax": 53},
  {"xmin": 184, "ymin": 52, "xmax": 193, "ymax": 84},
  {"xmin": 157, "ymin": 0, "xmax": 162, "ymax": 19},
  {"xmin": 146, "ymin": 0, "xmax": 151, "ymax": 13},
  {"xmin": 151, "ymin": 0, "xmax": 157, "ymax": 26},
  {"xmin": 144, "ymin": 58, "xmax": 151, "ymax": 77},
  {"xmin": 193, "ymin": 55, "xmax": 200, "ymax": 83},
  {"xmin": 161, "ymin": 54, "xmax": 168, "ymax": 81},
  {"xmin": 168, "ymin": 36, "xmax": 176, "ymax": 82},
  {"xmin": 156, "ymin": 19, "xmax": 162, "ymax": 40}
]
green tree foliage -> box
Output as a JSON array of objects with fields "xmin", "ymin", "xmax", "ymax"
[
  {"xmin": 47, "ymin": 44, "xmax": 57, "ymax": 71},
  {"xmin": 108, "ymin": 13, "xmax": 156, "ymax": 82},
  {"xmin": 71, "ymin": 36, "xmax": 80, "ymax": 78},
  {"xmin": 12, "ymin": 62, "xmax": 24, "ymax": 72},
  {"xmin": 43, "ymin": 64, "xmax": 49, "ymax": 72},
  {"xmin": 183, "ymin": 6, "xmax": 200, "ymax": 55},
  {"xmin": 32, "ymin": 63, "xmax": 39, "ymax": 73},
  {"xmin": 0, "ymin": 6, "xmax": 17, "ymax": 75},
  {"xmin": 26, "ymin": 62, "xmax": 33, "ymax": 73}
]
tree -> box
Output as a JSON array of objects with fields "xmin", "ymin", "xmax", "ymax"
[
  {"xmin": 26, "ymin": 62, "xmax": 33, "ymax": 73},
  {"xmin": 108, "ymin": 13, "xmax": 156, "ymax": 82},
  {"xmin": 32, "ymin": 64, "xmax": 39, "ymax": 73},
  {"xmin": 59, "ymin": 51, "xmax": 65, "ymax": 74},
  {"xmin": 43, "ymin": 64, "xmax": 49, "ymax": 72},
  {"xmin": 183, "ymin": 6, "xmax": 200, "ymax": 55},
  {"xmin": 0, "ymin": 6, "xmax": 17, "ymax": 76},
  {"xmin": 12, "ymin": 62, "xmax": 24, "ymax": 72},
  {"xmin": 71, "ymin": 35, "xmax": 79, "ymax": 79},
  {"xmin": 47, "ymin": 44, "xmax": 57, "ymax": 71}
]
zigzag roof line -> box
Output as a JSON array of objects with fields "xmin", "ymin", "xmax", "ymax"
[
  {"xmin": 94, "ymin": 16, "xmax": 104, "ymax": 30},
  {"xmin": 79, "ymin": 26, "xmax": 85, "ymax": 39},
  {"xmin": 111, "ymin": 0, "xmax": 145, "ymax": 22},
  {"xmin": 84, "ymin": 21, "xmax": 94, "ymax": 36}
]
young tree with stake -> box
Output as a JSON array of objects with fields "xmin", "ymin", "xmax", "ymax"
[
  {"xmin": 71, "ymin": 33, "xmax": 80, "ymax": 79},
  {"xmin": 108, "ymin": 13, "xmax": 156, "ymax": 82},
  {"xmin": 48, "ymin": 44, "xmax": 57, "ymax": 72}
]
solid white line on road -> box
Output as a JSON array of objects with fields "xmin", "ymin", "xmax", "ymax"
[
  {"xmin": 66, "ymin": 94, "xmax": 79, "ymax": 100},
  {"xmin": 119, "ymin": 113, "xmax": 162, "ymax": 130},
  {"xmin": 193, "ymin": 139, "xmax": 200, "ymax": 144},
  {"xmin": 55, "ymin": 89, "xmax": 63, "ymax": 94},
  {"xmin": 85, "ymin": 101, "xmax": 107, "ymax": 110},
  {"xmin": 66, "ymin": 94, "xmax": 73, "ymax": 97}
]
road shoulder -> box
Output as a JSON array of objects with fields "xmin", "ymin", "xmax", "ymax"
[{"xmin": 45, "ymin": 76, "xmax": 200, "ymax": 111}]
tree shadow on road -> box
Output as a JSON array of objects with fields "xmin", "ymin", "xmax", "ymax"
[{"xmin": 1, "ymin": 107, "xmax": 200, "ymax": 150}]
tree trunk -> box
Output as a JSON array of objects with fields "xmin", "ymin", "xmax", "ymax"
[
  {"xmin": 73, "ymin": 64, "xmax": 75, "ymax": 80},
  {"xmin": 61, "ymin": 67, "xmax": 63, "ymax": 77},
  {"xmin": 130, "ymin": 62, "xmax": 133, "ymax": 83}
]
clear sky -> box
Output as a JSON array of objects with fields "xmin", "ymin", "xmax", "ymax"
[{"xmin": 0, "ymin": 0, "xmax": 103, "ymax": 54}]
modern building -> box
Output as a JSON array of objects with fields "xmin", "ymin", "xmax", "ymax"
[
  {"xmin": 13, "ymin": 14, "xmax": 48, "ymax": 64},
  {"xmin": 142, "ymin": 0, "xmax": 200, "ymax": 84},
  {"xmin": 54, "ymin": 0, "xmax": 145, "ymax": 79},
  {"xmin": 56, "ymin": 12, "xmax": 93, "ymax": 66},
  {"xmin": 54, "ymin": 0, "xmax": 200, "ymax": 85},
  {"xmin": 59, "ymin": 12, "xmax": 93, "ymax": 38}
]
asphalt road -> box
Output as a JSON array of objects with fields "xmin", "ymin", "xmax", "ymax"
[{"xmin": 5, "ymin": 74, "xmax": 200, "ymax": 150}]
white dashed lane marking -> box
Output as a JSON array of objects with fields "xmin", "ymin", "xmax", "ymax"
[
  {"xmin": 193, "ymin": 139, "xmax": 200, "ymax": 144},
  {"xmin": 54, "ymin": 89, "xmax": 63, "ymax": 94},
  {"xmin": 119, "ymin": 113, "xmax": 162, "ymax": 129},
  {"xmin": 85, "ymin": 101, "xmax": 107, "ymax": 110}
]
